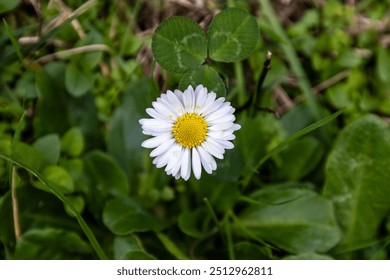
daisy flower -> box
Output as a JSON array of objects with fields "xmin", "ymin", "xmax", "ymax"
[{"xmin": 139, "ymin": 84, "xmax": 241, "ymax": 180}]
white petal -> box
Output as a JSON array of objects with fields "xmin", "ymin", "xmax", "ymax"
[
  {"xmin": 213, "ymin": 138, "xmax": 234, "ymax": 149},
  {"xmin": 192, "ymin": 148, "xmax": 202, "ymax": 179},
  {"xmin": 142, "ymin": 129, "xmax": 168, "ymax": 136},
  {"xmin": 150, "ymin": 138, "xmax": 175, "ymax": 157},
  {"xmin": 197, "ymin": 146, "xmax": 216, "ymax": 174},
  {"xmin": 194, "ymin": 87, "xmax": 208, "ymax": 113},
  {"xmin": 165, "ymin": 144, "xmax": 183, "ymax": 173},
  {"xmin": 153, "ymin": 151, "xmax": 170, "ymax": 168},
  {"xmin": 202, "ymin": 140, "xmax": 224, "ymax": 160},
  {"xmin": 232, "ymin": 124, "xmax": 241, "ymax": 131},
  {"xmin": 208, "ymin": 113, "xmax": 235, "ymax": 125},
  {"xmin": 183, "ymin": 86, "xmax": 195, "ymax": 113},
  {"xmin": 180, "ymin": 148, "xmax": 190, "ymax": 179},
  {"xmin": 207, "ymin": 130, "xmax": 235, "ymax": 141},
  {"xmin": 208, "ymin": 122, "xmax": 235, "ymax": 131},
  {"xmin": 205, "ymin": 103, "xmax": 232, "ymax": 122},
  {"xmin": 139, "ymin": 119, "xmax": 172, "ymax": 128},
  {"xmin": 194, "ymin": 84, "xmax": 205, "ymax": 95},
  {"xmin": 141, "ymin": 125, "xmax": 172, "ymax": 134},
  {"xmin": 146, "ymin": 108, "xmax": 173, "ymax": 122},
  {"xmin": 169, "ymin": 147, "xmax": 184, "ymax": 177},
  {"xmin": 152, "ymin": 101, "xmax": 177, "ymax": 121},
  {"xmin": 222, "ymin": 134, "xmax": 235, "ymax": 141},
  {"xmin": 198, "ymin": 91, "xmax": 216, "ymax": 115},
  {"xmin": 201, "ymin": 97, "xmax": 225, "ymax": 116},
  {"xmin": 141, "ymin": 133, "xmax": 172, "ymax": 148},
  {"xmin": 167, "ymin": 90, "xmax": 185, "ymax": 116},
  {"xmin": 173, "ymin": 89, "xmax": 184, "ymax": 103},
  {"xmin": 183, "ymin": 151, "xmax": 192, "ymax": 181}
]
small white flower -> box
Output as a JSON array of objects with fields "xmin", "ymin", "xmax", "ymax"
[{"xmin": 139, "ymin": 84, "xmax": 241, "ymax": 180}]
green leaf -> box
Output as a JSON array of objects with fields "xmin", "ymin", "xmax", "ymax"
[
  {"xmin": 33, "ymin": 165, "xmax": 74, "ymax": 194},
  {"xmin": 33, "ymin": 134, "xmax": 61, "ymax": 165},
  {"xmin": 208, "ymin": 8, "xmax": 259, "ymax": 62},
  {"xmin": 64, "ymin": 195, "xmax": 85, "ymax": 217},
  {"xmin": 283, "ymin": 253, "xmax": 333, "ymax": 260},
  {"xmin": 273, "ymin": 136, "xmax": 324, "ymax": 181},
  {"xmin": 237, "ymin": 114, "xmax": 282, "ymax": 186},
  {"xmin": 376, "ymin": 47, "xmax": 390, "ymax": 83},
  {"xmin": 237, "ymin": 184, "xmax": 341, "ymax": 254},
  {"xmin": 323, "ymin": 115, "xmax": 390, "ymax": 251},
  {"xmin": 113, "ymin": 236, "xmax": 155, "ymax": 260},
  {"xmin": 65, "ymin": 63, "xmax": 94, "ymax": 97},
  {"xmin": 214, "ymin": 148, "xmax": 243, "ymax": 182},
  {"xmin": 13, "ymin": 142, "xmax": 44, "ymax": 171},
  {"xmin": 102, "ymin": 197, "xmax": 166, "ymax": 235},
  {"xmin": 61, "ymin": 127, "xmax": 85, "ymax": 157},
  {"xmin": 178, "ymin": 209, "xmax": 208, "ymax": 238},
  {"xmin": 179, "ymin": 65, "xmax": 226, "ymax": 97},
  {"xmin": 152, "ymin": 16, "xmax": 207, "ymax": 73},
  {"xmin": 84, "ymin": 150, "xmax": 129, "ymax": 196},
  {"xmin": 13, "ymin": 228, "xmax": 92, "ymax": 259},
  {"xmin": 0, "ymin": 0, "xmax": 20, "ymax": 13},
  {"xmin": 34, "ymin": 62, "xmax": 70, "ymax": 136},
  {"xmin": 234, "ymin": 242, "xmax": 273, "ymax": 260},
  {"xmin": 194, "ymin": 176, "xmax": 241, "ymax": 212},
  {"xmin": 0, "ymin": 192, "xmax": 15, "ymax": 246}
]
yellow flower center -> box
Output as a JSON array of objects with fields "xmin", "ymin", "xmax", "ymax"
[{"xmin": 172, "ymin": 113, "xmax": 208, "ymax": 148}]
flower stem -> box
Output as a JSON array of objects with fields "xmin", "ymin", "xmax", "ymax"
[{"xmin": 236, "ymin": 51, "xmax": 273, "ymax": 116}]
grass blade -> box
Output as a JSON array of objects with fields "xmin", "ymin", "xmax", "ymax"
[
  {"xmin": 3, "ymin": 19, "xmax": 24, "ymax": 64},
  {"xmin": 155, "ymin": 232, "xmax": 189, "ymax": 260}
]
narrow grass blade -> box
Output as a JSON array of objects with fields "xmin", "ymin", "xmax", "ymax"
[
  {"xmin": 156, "ymin": 232, "xmax": 189, "ymax": 260},
  {"xmin": 3, "ymin": 19, "xmax": 24, "ymax": 64}
]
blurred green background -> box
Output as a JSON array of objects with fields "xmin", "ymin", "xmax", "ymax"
[{"xmin": 1, "ymin": 0, "xmax": 390, "ymax": 260}]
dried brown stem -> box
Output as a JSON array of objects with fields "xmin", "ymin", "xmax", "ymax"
[
  {"xmin": 312, "ymin": 70, "xmax": 350, "ymax": 94},
  {"xmin": 36, "ymin": 44, "xmax": 110, "ymax": 64},
  {"xmin": 11, "ymin": 166, "xmax": 21, "ymax": 241}
]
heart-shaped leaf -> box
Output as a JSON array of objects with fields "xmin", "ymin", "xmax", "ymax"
[
  {"xmin": 152, "ymin": 16, "xmax": 207, "ymax": 73},
  {"xmin": 179, "ymin": 65, "xmax": 226, "ymax": 97},
  {"xmin": 208, "ymin": 7, "xmax": 259, "ymax": 62}
]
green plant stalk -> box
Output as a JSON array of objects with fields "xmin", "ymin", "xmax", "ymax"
[
  {"xmin": 155, "ymin": 232, "xmax": 189, "ymax": 260},
  {"xmin": 259, "ymin": 0, "xmax": 322, "ymax": 120},
  {"xmin": 234, "ymin": 62, "xmax": 246, "ymax": 106},
  {"xmin": 203, "ymin": 197, "xmax": 227, "ymax": 245},
  {"xmin": 225, "ymin": 214, "xmax": 235, "ymax": 260},
  {"xmin": 0, "ymin": 153, "xmax": 108, "ymax": 260},
  {"xmin": 243, "ymin": 109, "xmax": 344, "ymax": 186},
  {"xmin": 203, "ymin": 197, "xmax": 221, "ymax": 229}
]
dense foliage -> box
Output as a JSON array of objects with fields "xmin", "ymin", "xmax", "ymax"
[{"xmin": 1, "ymin": 0, "xmax": 390, "ymax": 260}]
